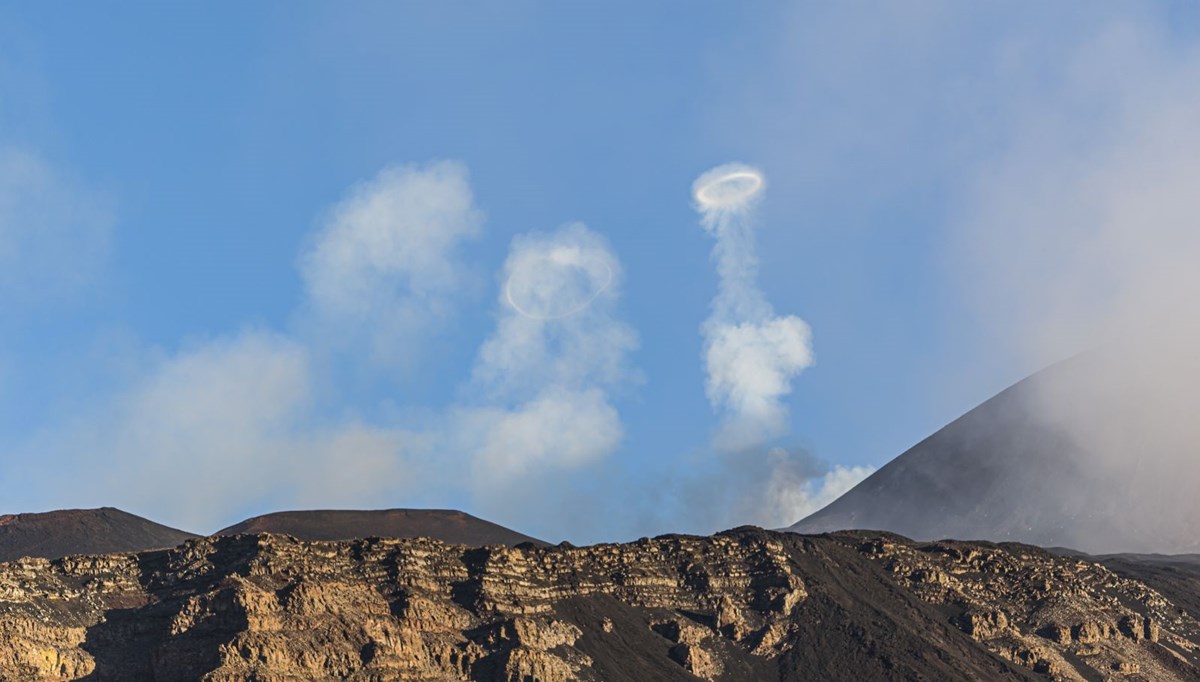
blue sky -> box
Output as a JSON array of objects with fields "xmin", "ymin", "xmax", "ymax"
[{"xmin": 3, "ymin": 2, "xmax": 1199, "ymax": 542}]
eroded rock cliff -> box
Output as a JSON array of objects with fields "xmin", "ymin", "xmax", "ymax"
[{"xmin": 0, "ymin": 528, "xmax": 1196, "ymax": 680}]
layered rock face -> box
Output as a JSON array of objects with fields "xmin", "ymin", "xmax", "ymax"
[{"xmin": 0, "ymin": 528, "xmax": 1197, "ymax": 681}]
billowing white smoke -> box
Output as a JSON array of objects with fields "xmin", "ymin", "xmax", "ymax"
[
  {"xmin": 10, "ymin": 163, "xmax": 640, "ymax": 535},
  {"xmin": 762, "ymin": 451, "xmax": 874, "ymax": 528},
  {"xmin": 299, "ymin": 161, "xmax": 483, "ymax": 372},
  {"xmin": 666, "ymin": 445, "xmax": 875, "ymax": 533},
  {"xmin": 8, "ymin": 155, "xmax": 854, "ymax": 540},
  {"xmin": 459, "ymin": 224, "xmax": 637, "ymax": 489},
  {"xmin": 17, "ymin": 330, "xmax": 415, "ymax": 528},
  {"xmin": 692, "ymin": 163, "xmax": 814, "ymax": 451},
  {"xmin": 675, "ymin": 163, "xmax": 861, "ymax": 533},
  {"xmin": 950, "ymin": 19, "xmax": 1200, "ymax": 551},
  {"xmin": 15, "ymin": 163, "xmax": 483, "ymax": 530}
]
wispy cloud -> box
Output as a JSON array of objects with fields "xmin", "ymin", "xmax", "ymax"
[
  {"xmin": 20, "ymin": 330, "xmax": 415, "ymax": 529},
  {"xmin": 952, "ymin": 15, "xmax": 1200, "ymax": 549},
  {"xmin": 299, "ymin": 160, "xmax": 483, "ymax": 372},
  {"xmin": 12, "ymin": 160, "xmax": 486, "ymax": 530},
  {"xmin": 0, "ymin": 148, "xmax": 113, "ymax": 309},
  {"xmin": 16, "ymin": 167, "xmax": 641, "ymax": 533}
]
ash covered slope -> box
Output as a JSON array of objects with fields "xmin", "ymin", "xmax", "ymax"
[
  {"xmin": 215, "ymin": 508, "xmax": 545, "ymax": 546},
  {"xmin": 788, "ymin": 351, "xmax": 1200, "ymax": 554},
  {"xmin": 2, "ymin": 529, "xmax": 1198, "ymax": 680},
  {"xmin": 1093, "ymin": 553, "xmax": 1200, "ymax": 626},
  {"xmin": 0, "ymin": 507, "xmax": 197, "ymax": 562}
]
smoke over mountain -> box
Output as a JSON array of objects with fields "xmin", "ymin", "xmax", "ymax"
[
  {"xmin": 458, "ymin": 223, "xmax": 637, "ymax": 489},
  {"xmin": 681, "ymin": 163, "xmax": 871, "ymax": 530},
  {"xmin": 692, "ymin": 163, "xmax": 815, "ymax": 452},
  {"xmin": 952, "ymin": 20, "xmax": 1200, "ymax": 550},
  {"xmin": 794, "ymin": 15, "xmax": 1200, "ymax": 553}
]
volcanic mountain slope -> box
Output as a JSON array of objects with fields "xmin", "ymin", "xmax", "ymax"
[
  {"xmin": 788, "ymin": 350, "xmax": 1200, "ymax": 554},
  {"xmin": 215, "ymin": 508, "xmax": 545, "ymax": 546},
  {"xmin": 1, "ymin": 528, "xmax": 1198, "ymax": 681},
  {"xmin": 0, "ymin": 507, "xmax": 197, "ymax": 562},
  {"xmin": 1091, "ymin": 553, "xmax": 1200, "ymax": 628}
]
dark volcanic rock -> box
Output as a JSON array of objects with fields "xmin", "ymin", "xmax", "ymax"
[
  {"xmin": 215, "ymin": 508, "xmax": 545, "ymax": 547},
  {"xmin": 788, "ymin": 352, "xmax": 1200, "ymax": 554},
  {"xmin": 0, "ymin": 507, "xmax": 197, "ymax": 562},
  {"xmin": 1, "ymin": 528, "xmax": 1198, "ymax": 680},
  {"xmin": 1093, "ymin": 553, "xmax": 1200, "ymax": 626}
]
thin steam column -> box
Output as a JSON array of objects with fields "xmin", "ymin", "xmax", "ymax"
[{"xmin": 692, "ymin": 163, "xmax": 814, "ymax": 451}]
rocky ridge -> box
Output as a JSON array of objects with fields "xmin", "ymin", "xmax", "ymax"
[{"xmin": 0, "ymin": 528, "xmax": 1196, "ymax": 680}]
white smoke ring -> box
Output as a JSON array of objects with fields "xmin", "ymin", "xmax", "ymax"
[
  {"xmin": 504, "ymin": 251, "xmax": 614, "ymax": 320},
  {"xmin": 692, "ymin": 163, "xmax": 765, "ymax": 210}
]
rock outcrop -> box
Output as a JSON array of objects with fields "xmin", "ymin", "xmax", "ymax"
[{"xmin": 0, "ymin": 528, "xmax": 1197, "ymax": 680}]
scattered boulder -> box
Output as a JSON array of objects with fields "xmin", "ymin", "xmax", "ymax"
[{"xmin": 668, "ymin": 642, "xmax": 722, "ymax": 680}]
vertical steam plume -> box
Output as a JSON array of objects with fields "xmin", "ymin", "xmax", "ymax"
[{"xmin": 692, "ymin": 163, "xmax": 814, "ymax": 451}]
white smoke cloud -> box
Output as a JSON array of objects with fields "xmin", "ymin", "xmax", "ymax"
[
  {"xmin": 459, "ymin": 223, "xmax": 638, "ymax": 490},
  {"xmin": 949, "ymin": 16, "xmax": 1200, "ymax": 550},
  {"xmin": 0, "ymin": 148, "xmax": 113, "ymax": 309},
  {"xmin": 39, "ymin": 160, "xmax": 487, "ymax": 529},
  {"xmin": 648, "ymin": 445, "xmax": 874, "ymax": 535},
  {"xmin": 21, "ymin": 330, "xmax": 415, "ymax": 530},
  {"xmin": 762, "ymin": 453, "xmax": 874, "ymax": 529},
  {"xmin": 13, "ymin": 160, "xmax": 488, "ymax": 530},
  {"xmin": 705, "ymin": 318, "xmax": 814, "ymax": 451},
  {"xmin": 85, "ymin": 332, "xmax": 316, "ymax": 524},
  {"xmin": 14, "ymin": 172, "xmax": 641, "ymax": 534},
  {"xmin": 473, "ymin": 224, "xmax": 636, "ymax": 396},
  {"xmin": 299, "ymin": 160, "xmax": 483, "ymax": 371},
  {"xmin": 455, "ymin": 388, "xmax": 623, "ymax": 486},
  {"xmin": 4, "ymin": 153, "xmax": 843, "ymax": 542},
  {"xmin": 692, "ymin": 163, "xmax": 814, "ymax": 451},
  {"xmin": 962, "ymin": 30, "xmax": 1200, "ymax": 365}
]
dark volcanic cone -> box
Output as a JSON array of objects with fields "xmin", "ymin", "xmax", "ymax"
[
  {"xmin": 215, "ymin": 508, "xmax": 545, "ymax": 547},
  {"xmin": 0, "ymin": 507, "xmax": 198, "ymax": 562},
  {"xmin": 788, "ymin": 350, "xmax": 1200, "ymax": 554}
]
